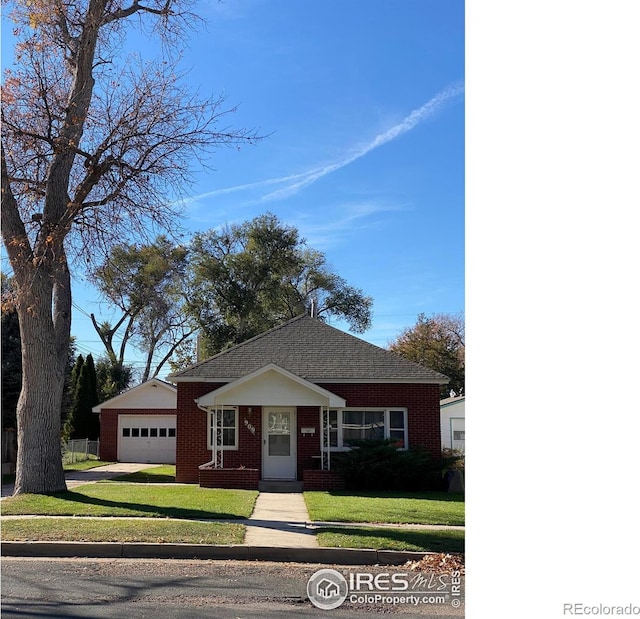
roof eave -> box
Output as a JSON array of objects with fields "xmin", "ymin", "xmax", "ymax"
[{"xmin": 171, "ymin": 376, "xmax": 448, "ymax": 385}]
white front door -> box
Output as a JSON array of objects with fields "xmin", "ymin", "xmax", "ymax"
[{"xmin": 262, "ymin": 407, "xmax": 297, "ymax": 479}]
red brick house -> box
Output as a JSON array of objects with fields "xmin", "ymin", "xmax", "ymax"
[{"xmin": 168, "ymin": 315, "xmax": 448, "ymax": 490}]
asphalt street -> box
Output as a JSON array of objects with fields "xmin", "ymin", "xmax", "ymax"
[{"xmin": 0, "ymin": 557, "xmax": 465, "ymax": 618}]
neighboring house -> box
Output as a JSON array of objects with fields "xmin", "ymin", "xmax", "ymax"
[
  {"xmin": 93, "ymin": 378, "xmax": 177, "ymax": 464},
  {"xmin": 168, "ymin": 315, "xmax": 448, "ymax": 489},
  {"xmin": 440, "ymin": 394, "xmax": 465, "ymax": 451}
]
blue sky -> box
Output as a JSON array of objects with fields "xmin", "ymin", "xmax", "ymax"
[{"xmin": 3, "ymin": 0, "xmax": 464, "ymax": 376}]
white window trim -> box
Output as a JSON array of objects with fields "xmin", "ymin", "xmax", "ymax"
[
  {"xmin": 207, "ymin": 407, "xmax": 239, "ymax": 451},
  {"xmin": 324, "ymin": 408, "xmax": 408, "ymax": 451}
]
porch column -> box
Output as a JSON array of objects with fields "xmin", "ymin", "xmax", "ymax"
[
  {"xmin": 320, "ymin": 406, "xmax": 331, "ymax": 471},
  {"xmin": 212, "ymin": 406, "xmax": 224, "ymax": 469}
]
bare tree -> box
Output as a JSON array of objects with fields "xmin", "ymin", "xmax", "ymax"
[{"xmin": 1, "ymin": 0, "xmax": 260, "ymax": 494}]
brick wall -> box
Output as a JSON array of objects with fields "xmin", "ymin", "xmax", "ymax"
[
  {"xmin": 296, "ymin": 406, "xmax": 322, "ymax": 480},
  {"xmin": 317, "ymin": 383, "xmax": 442, "ymax": 457},
  {"xmin": 175, "ymin": 383, "xmax": 222, "ymax": 483},
  {"xmin": 199, "ymin": 467, "xmax": 259, "ymax": 489},
  {"xmin": 175, "ymin": 382, "xmax": 263, "ymax": 483},
  {"xmin": 302, "ymin": 469, "xmax": 345, "ymax": 491},
  {"xmin": 175, "ymin": 381, "xmax": 441, "ymax": 484},
  {"xmin": 99, "ymin": 408, "xmax": 176, "ymax": 462}
]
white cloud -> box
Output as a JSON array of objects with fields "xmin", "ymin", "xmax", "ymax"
[{"xmin": 291, "ymin": 201, "xmax": 408, "ymax": 249}]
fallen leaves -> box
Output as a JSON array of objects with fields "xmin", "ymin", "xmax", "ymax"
[{"xmin": 404, "ymin": 552, "xmax": 465, "ymax": 575}]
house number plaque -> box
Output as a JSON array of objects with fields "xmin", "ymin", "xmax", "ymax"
[{"xmin": 243, "ymin": 418, "xmax": 256, "ymax": 435}]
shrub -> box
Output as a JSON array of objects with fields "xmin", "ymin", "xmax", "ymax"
[
  {"xmin": 332, "ymin": 439, "xmax": 462, "ymax": 491},
  {"xmin": 441, "ymin": 447, "xmax": 465, "ymax": 469}
]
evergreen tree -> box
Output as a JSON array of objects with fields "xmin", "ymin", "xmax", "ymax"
[
  {"xmin": 1, "ymin": 302, "xmax": 21, "ymax": 431},
  {"xmin": 95, "ymin": 357, "xmax": 133, "ymax": 403},
  {"xmin": 64, "ymin": 354, "xmax": 100, "ymax": 440}
]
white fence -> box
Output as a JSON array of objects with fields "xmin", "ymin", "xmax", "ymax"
[{"xmin": 63, "ymin": 438, "xmax": 100, "ymax": 464}]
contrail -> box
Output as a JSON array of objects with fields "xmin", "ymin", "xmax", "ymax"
[{"xmin": 183, "ymin": 81, "xmax": 464, "ymax": 205}]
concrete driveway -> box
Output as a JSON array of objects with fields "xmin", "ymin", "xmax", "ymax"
[{"xmin": 1, "ymin": 463, "xmax": 158, "ymax": 498}]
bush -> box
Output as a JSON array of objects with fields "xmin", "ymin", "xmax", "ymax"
[
  {"xmin": 441, "ymin": 447, "xmax": 465, "ymax": 470},
  {"xmin": 332, "ymin": 439, "xmax": 462, "ymax": 491}
]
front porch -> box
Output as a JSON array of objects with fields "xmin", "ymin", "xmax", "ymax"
[{"xmin": 194, "ymin": 364, "xmax": 346, "ymax": 490}]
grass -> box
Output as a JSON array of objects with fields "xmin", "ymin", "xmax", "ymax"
[
  {"xmin": 106, "ymin": 465, "xmax": 176, "ymax": 483},
  {"xmin": 317, "ymin": 527, "xmax": 465, "ymax": 553},
  {"xmin": 0, "ymin": 518, "xmax": 245, "ymax": 545},
  {"xmin": 304, "ymin": 491, "xmax": 465, "ymax": 526},
  {"xmin": 1, "ymin": 484, "xmax": 258, "ymax": 519}
]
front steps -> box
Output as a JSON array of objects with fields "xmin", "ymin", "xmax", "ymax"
[{"xmin": 258, "ymin": 480, "xmax": 304, "ymax": 493}]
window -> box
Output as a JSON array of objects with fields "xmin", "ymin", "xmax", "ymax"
[
  {"xmin": 208, "ymin": 408, "xmax": 238, "ymax": 450},
  {"xmin": 159, "ymin": 428, "xmax": 167, "ymax": 437},
  {"xmin": 324, "ymin": 408, "xmax": 408, "ymax": 450},
  {"xmin": 168, "ymin": 428, "xmax": 176, "ymax": 438},
  {"xmin": 150, "ymin": 428, "xmax": 158, "ymax": 438},
  {"xmin": 140, "ymin": 428, "xmax": 149, "ymax": 437},
  {"xmin": 342, "ymin": 410, "xmax": 384, "ymax": 444},
  {"xmin": 122, "ymin": 428, "xmax": 130, "ymax": 437}
]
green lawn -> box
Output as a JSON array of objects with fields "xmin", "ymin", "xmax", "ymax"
[
  {"xmin": 0, "ymin": 517, "xmax": 245, "ymax": 545},
  {"xmin": 304, "ymin": 491, "xmax": 465, "ymax": 526},
  {"xmin": 106, "ymin": 465, "xmax": 176, "ymax": 483},
  {"xmin": 317, "ymin": 526, "xmax": 465, "ymax": 553},
  {"xmin": 1, "ymin": 484, "xmax": 258, "ymax": 519}
]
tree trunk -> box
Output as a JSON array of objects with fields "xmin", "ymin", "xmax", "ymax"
[{"xmin": 13, "ymin": 272, "xmax": 69, "ymax": 495}]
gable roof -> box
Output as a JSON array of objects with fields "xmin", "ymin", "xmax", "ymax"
[
  {"xmin": 196, "ymin": 363, "xmax": 347, "ymax": 407},
  {"xmin": 169, "ymin": 315, "xmax": 449, "ymax": 384},
  {"xmin": 92, "ymin": 378, "xmax": 176, "ymax": 413},
  {"xmin": 440, "ymin": 394, "xmax": 465, "ymax": 407}
]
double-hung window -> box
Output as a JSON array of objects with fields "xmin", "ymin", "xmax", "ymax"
[
  {"xmin": 326, "ymin": 408, "xmax": 408, "ymax": 450},
  {"xmin": 207, "ymin": 408, "xmax": 238, "ymax": 450}
]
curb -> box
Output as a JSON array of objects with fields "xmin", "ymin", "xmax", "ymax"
[{"xmin": 0, "ymin": 542, "xmax": 429, "ymax": 565}]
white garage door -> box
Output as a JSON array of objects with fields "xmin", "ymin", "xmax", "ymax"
[{"xmin": 118, "ymin": 415, "xmax": 176, "ymax": 464}]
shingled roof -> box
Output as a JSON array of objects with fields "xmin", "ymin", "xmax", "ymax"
[{"xmin": 169, "ymin": 315, "xmax": 449, "ymax": 384}]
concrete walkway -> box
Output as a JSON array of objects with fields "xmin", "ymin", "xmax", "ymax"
[{"xmin": 244, "ymin": 492, "xmax": 319, "ymax": 548}]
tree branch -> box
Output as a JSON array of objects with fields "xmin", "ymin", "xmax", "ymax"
[{"xmin": 1, "ymin": 143, "xmax": 35, "ymax": 280}]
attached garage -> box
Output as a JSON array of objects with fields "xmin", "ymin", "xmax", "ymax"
[{"xmin": 93, "ymin": 379, "xmax": 177, "ymax": 464}]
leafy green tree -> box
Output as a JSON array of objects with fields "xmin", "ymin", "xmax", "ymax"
[
  {"xmin": 389, "ymin": 313, "xmax": 465, "ymax": 398},
  {"xmin": 187, "ymin": 213, "xmax": 373, "ymax": 358},
  {"xmin": 1, "ymin": 1, "xmax": 260, "ymax": 494},
  {"xmin": 90, "ymin": 236, "xmax": 194, "ymax": 381}
]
